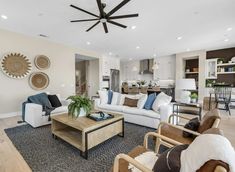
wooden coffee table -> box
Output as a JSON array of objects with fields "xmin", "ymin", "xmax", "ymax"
[{"xmin": 51, "ymin": 112, "xmax": 124, "ymax": 159}]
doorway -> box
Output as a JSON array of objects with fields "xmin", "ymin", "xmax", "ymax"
[{"xmin": 75, "ymin": 54, "xmax": 99, "ymax": 98}]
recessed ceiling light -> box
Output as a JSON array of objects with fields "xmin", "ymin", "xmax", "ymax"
[
  {"xmin": 227, "ymin": 27, "xmax": 232, "ymax": 31},
  {"xmin": 1, "ymin": 15, "xmax": 8, "ymax": 20},
  {"xmin": 136, "ymin": 46, "xmax": 140, "ymax": 49},
  {"xmin": 86, "ymin": 41, "xmax": 91, "ymax": 45},
  {"xmin": 177, "ymin": 36, "xmax": 182, "ymax": 40},
  {"xmin": 153, "ymin": 54, "xmax": 157, "ymax": 57},
  {"xmin": 129, "ymin": 58, "xmax": 133, "ymax": 61},
  {"xmin": 186, "ymin": 48, "xmax": 190, "ymax": 52},
  {"xmin": 109, "ymin": 52, "xmax": 112, "ymax": 55},
  {"xmin": 131, "ymin": 26, "xmax": 136, "ymax": 30},
  {"xmin": 224, "ymin": 39, "xmax": 229, "ymax": 42}
]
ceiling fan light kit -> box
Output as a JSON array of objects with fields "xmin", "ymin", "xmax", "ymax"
[{"xmin": 70, "ymin": 0, "xmax": 139, "ymax": 33}]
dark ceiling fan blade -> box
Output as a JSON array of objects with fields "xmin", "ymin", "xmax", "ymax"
[
  {"xmin": 71, "ymin": 19, "xmax": 99, "ymax": 22},
  {"xmin": 86, "ymin": 21, "xmax": 100, "ymax": 32},
  {"xmin": 103, "ymin": 23, "xmax": 108, "ymax": 33},
  {"xmin": 96, "ymin": 0, "xmax": 105, "ymax": 17},
  {"xmin": 109, "ymin": 14, "xmax": 139, "ymax": 19},
  {"xmin": 106, "ymin": 0, "xmax": 131, "ymax": 17},
  {"xmin": 70, "ymin": 4, "xmax": 99, "ymax": 18},
  {"xmin": 107, "ymin": 20, "xmax": 127, "ymax": 28}
]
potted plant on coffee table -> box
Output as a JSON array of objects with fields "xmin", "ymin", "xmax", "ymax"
[{"xmin": 67, "ymin": 95, "xmax": 92, "ymax": 118}]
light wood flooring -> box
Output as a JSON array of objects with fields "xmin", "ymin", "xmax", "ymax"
[{"xmin": 0, "ymin": 111, "xmax": 235, "ymax": 172}]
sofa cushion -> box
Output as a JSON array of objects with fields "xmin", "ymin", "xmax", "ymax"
[
  {"xmin": 107, "ymin": 90, "xmax": 113, "ymax": 104},
  {"xmin": 137, "ymin": 94, "xmax": 148, "ymax": 109},
  {"xmin": 123, "ymin": 107, "xmax": 160, "ymax": 119},
  {"xmin": 144, "ymin": 93, "xmax": 156, "ymax": 110},
  {"xmin": 51, "ymin": 106, "xmax": 68, "ymax": 114},
  {"xmin": 198, "ymin": 109, "xmax": 220, "ymax": 133},
  {"xmin": 152, "ymin": 92, "xmax": 172, "ymax": 112},
  {"xmin": 111, "ymin": 92, "xmax": 120, "ymax": 105},
  {"xmin": 123, "ymin": 97, "xmax": 138, "ymax": 107},
  {"xmin": 98, "ymin": 104, "xmax": 124, "ymax": 112},
  {"xmin": 98, "ymin": 90, "xmax": 108, "ymax": 104},
  {"xmin": 48, "ymin": 95, "xmax": 62, "ymax": 108}
]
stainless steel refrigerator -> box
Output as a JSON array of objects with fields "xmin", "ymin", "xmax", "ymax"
[{"xmin": 110, "ymin": 69, "xmax": 120, "ymax": 92}]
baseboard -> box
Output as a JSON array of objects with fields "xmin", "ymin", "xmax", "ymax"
[{"xmin": 0, "ymin": 111, "xmax": 21, "ymax": 119}]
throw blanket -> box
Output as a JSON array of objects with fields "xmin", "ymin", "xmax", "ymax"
[
  {"xmin": 128, "ymin": 151, "xmax": 158, "ymax": 172},
  {"xmin": 22, "ymin": 93, "xmax": 55, "ymax": 121},
  {"xmin": 180, "ymin": 134, "xmax": 235, "ymax": 172}
]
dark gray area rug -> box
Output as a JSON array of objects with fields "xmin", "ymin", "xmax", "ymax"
[{"xmin": 5, "ymin": 123, "xmax": 157, "ymax": 172}]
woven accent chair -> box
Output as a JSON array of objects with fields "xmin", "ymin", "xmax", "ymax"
[
  {"xmin": 155, "ymin": 108, "xmax": 221, "ymax": 153},
  {"xmin": 140, "ymin": 86, "xmax": 148, "ymax": 94},
  {"xmin": 112, "ymin": 132, "xmax": 228, "ymax": 172}
]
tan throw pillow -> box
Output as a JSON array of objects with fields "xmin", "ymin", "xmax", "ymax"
[
  {"xmin": 123, "ymin": 97, "xmax": 138, "ymax": 107},
  {"xmin": 198, "ymin": 109, "xmax": 220, "ymax": 133}
]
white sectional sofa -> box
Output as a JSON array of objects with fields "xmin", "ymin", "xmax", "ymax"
[{"xmin": 95, "ymin": 91, "xmax": 173, "ymax": 129}]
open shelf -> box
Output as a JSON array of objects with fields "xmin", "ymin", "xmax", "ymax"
[
  {"xmin": 217, "ymin": 72, "xmax": 235, "ymax": 74},
  {"xmin": 217, "ymin": 63, "xmax": 235, "ymax": 67},
  {"xmin": 185, "ymin": 72, "xmax": 199, "ymax": 74}
]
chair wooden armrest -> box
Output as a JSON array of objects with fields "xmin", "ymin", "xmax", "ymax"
[
  {"xmin": 143, "ymin": 132, "xmax": 182, "ymax": 149},
  {"xmin": 212, "ymin": 118, "xmax": 221, "ymax": 128},
  {"xmin": 168, "ymin": 114, "xmax": 192, "ymax": 123},
  {"xmin": 158, "ymin": 122, "xmax": 201, "ymax": 137},
  {"xmin": 113, "ymin": 153, "xmax": 152, "ymax": 172}
]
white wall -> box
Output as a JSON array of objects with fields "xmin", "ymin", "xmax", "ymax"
[
  {"xmin": 0, "ymin": 29, "xmax": 100, "ymax": 117},
  {"xmin": 153, "ymin": 55, "xmax": 176, "ymax": 80},
  {"xmin": 120, "ymin": 60, "xmax": 153, "ymax": 83},
  {"xmin": 87, "ymin": 59, "xmax": 99, "ymax": 98}
]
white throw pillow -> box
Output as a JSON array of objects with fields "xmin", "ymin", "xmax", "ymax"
[
  {"xmin": 152, "ymin": 92, "xmax": 172, "ymax": 112},
  {"xmin": 137, "ymin": 94, "xmax": 148, "ymax": 109},
  {"xmin": 98, "ymin": 90, "xmax": 108, "ymax": 104},
  {"xmin": 111, "ymin": 92, "xmax": 120, "ymax": 105}
]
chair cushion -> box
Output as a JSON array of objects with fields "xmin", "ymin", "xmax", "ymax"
[
  {"xmin": 183, "ymin": 118, "xmax": 200, "ymax": 138},
  {"xmin": 98, "ymin": 90, "xmax": 108, "ymax": 104},
  {"xmin": 196, "ymin": 160, "xmax": 229, "ymax": 172},
  {"xmin": 117, "ymin": 146, "xmax": 148, "ymax": 172},
  {"xmin": 153, "ymin": 144, "xmax": 189, "ymax": 172},
  {"xmin": 48, "ymin": 95, "xmax": 62, "ymax": 108},
  {"xmin": 123, "ymin": 97, "xmax": 138, "ymax": 107},
  {"xmin": 161, "ymin": 124, "xmax": 194, "ymax": 144},
  {"xmin": 144, "ymin": 93, "xmax": 156, "ymax": 110},
  {"xmin": 198, "ymin": 109, "xmax": 220, "ymax": 133}
]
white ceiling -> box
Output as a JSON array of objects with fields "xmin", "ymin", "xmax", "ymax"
[{"xmin": 0, "ymin": 0, "xmax": 235, "ymax": 60}]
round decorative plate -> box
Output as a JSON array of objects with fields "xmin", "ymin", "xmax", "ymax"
[
  {"xmin": 29, "ymin": 72, "xmax": 49, "ymax": 90},
  {"xmin": 1, "ymin": 53, "xmax": 32, "ymax": 79},
  {"xmin": 34, "ymin": 55, "xmax": 50, "ymax": 70}
]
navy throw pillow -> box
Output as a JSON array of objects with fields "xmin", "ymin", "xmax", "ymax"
[
  {"xmin": 144, "ymin": 93, "xmax": 156, "ymax": 110},
  {"xmin": 48, "ymin": 95, "xmax": 62, "ymax": 108},
  {"xmin": 107, "ymin": 90, "xmax": 113, "ymax": 104}
]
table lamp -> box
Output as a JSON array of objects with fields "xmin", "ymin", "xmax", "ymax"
[{"xmin": 176, "ymin": 79, "xmax": 196, "ymax": 104}]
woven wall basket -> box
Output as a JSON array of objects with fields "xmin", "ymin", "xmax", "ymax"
[
  {"xmin": 1, "ymin": 53, "xmax": 32, "ymax": 79},
  {"xmin": 34, "ymin": 55, "xmax": 50, "ymax": 70},
  {"xmin": 29, "ymin": 72, "xmax": 49, "ymax": 90}
]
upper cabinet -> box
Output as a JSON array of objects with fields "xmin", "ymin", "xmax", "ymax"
[{"xmin": 205, "ymin": 59, "xmax": 217, "ymax": 79}]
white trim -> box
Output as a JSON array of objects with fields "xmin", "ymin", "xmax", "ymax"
[{"xmin": 0, "ymin": 111, "xmax": 21, "ymax": 119}]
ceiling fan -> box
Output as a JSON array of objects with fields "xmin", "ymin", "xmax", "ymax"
[{"xmin": 70, "ymin": 0, "xmax": 139, "ymax": 33}]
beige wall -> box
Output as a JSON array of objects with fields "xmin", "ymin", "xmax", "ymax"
[{"xmin": 0, "ymin": 29, "xmax": 100, "ymax": 117}]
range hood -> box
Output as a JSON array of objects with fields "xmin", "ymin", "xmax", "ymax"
[{"xmin": 139, "ymin": 59, "xmax": 154, "ymax": 74}]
